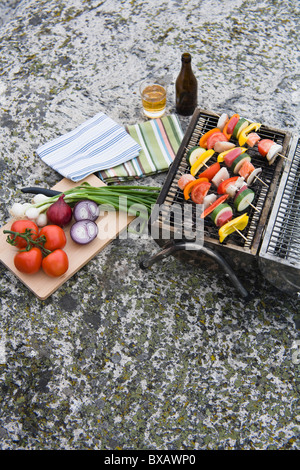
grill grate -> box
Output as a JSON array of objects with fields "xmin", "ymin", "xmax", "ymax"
[
  {"xmin": 264, "ymin": 137, "xmax": 300, "ymax": 266},
  {"xmin": 152, "ymin": 109, "xmax": 290, "ymax": 255}
]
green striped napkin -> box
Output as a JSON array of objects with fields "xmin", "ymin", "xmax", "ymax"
[{"xmin": 98, "ymin": 114, "xmax": 183, "ymax": 184}]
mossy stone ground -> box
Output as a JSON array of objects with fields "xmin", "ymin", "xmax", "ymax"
[{"xmin": 0, "ymin": 0, "xmax": 299, "ymax": 450}]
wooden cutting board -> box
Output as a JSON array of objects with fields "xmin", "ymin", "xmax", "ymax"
[{"xmin": 0, "ymin": 174, "xmax": 134, "ymax": 300}]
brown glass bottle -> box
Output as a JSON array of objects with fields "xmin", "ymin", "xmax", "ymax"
[{"xmin": 175, "ymin": 53, "xmax": 198, "ymax": 116}]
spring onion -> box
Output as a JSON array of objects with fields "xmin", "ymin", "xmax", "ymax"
[{"xmin": 9, "ymin": 183, "xmax": 161, "ymax": 223}]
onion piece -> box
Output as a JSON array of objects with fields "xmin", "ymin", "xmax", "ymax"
[
  {"xmin": 266, "ymin": 143, "xmax": 283, "ymax": 165},
  {"xmin": 217, "ymin": 113, "xmax": 229, "ymax": 131},
  {"xmin": 214, "ymin": 141, "xmax": 235, "ymax": 153},
  {"xmin": 70, "ymin": 220, "xmax": 98, "ymax": 245},
  {"xmin": 32, "ymin": 193, "xmax": 50, "ymax": 204},
  {"xmin": 235, "ymin": 176, "xmax": 247, "ymax": 190},
  {"xmin": 25, "ymin": 207, "xmax": 40, "ymax": 220},
  {"xmin": 226, "ymin": 178, "xmax": 246, "ymax": 198},
  {"xmin": 226, "ymin": 184, "xmax": 238, "ymax": 198},
  {"xmin": 211, "ymin": 167, "xmax": 230, "ymax": 188},
  {"xmin": 203, "ymin": 193, "xmax": 217, "ymax": 210},
  {"xmin": 247, "ymin": 167, "xmax": 262, "ymax": 186},
  {"xmin": 9, "ymin": 202, "xmax": 27, "ymax": 219},
  {"xmin": 73, "ymin": 200, "xmax": 100, "ymax": 222},
  {"xmin": 47, "ymin": 194, "xmax": 72, "ymax": 227},
  {"xmin": 36, "ymin": 213, "xmax": 48, "ymax": 227}
]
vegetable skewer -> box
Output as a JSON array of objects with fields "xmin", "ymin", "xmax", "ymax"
[
  {"xmin": 188, "ymin": 142, "xmax": 267, "ymax": 188},
  {"xmin": 216, "ymin": 113, "xmax": 290, "ymax": 163},
  {"xmin": 182, "ymin": 154, "xmax": 260, "ymax": 213},
  {"xmin": 178, "ymin": 176, "xmax": 250, "ymax": 243},
  {"xmin": 257, "ymin": 139, "xmax": 291, "ymax": 164},
  {"xmin": 218, "ymin": 213, "xmax": 249, "ymax": 243},
  {"xmin": 179, "ymin": 110, "xmax": 293, "ymax": 242}
]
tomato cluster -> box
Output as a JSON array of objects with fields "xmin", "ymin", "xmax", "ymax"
[{"xmin": 8, "ymin": 220, "xmax": 69, "ymax": 277}]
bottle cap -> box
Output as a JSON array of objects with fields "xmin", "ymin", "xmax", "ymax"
[{"xmin": 181, "ymin": 53, "xmax": 191, "ymax": 62}]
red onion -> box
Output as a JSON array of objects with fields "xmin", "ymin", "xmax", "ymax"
[
  {"xmin": 73, "ymin": 200, "xmax": 100, "ymax": 222},
  {"xmin": 70, "ymin": 220, "xmax": 98, "ymax": 245},
  {"xmin": 46, "ymin": 194, "xmax": 72, "ymax": 227}
]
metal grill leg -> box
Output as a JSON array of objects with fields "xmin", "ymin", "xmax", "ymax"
[{"xmin": 140, "ymin": 241, "xmax": 250, "ymax": 299}]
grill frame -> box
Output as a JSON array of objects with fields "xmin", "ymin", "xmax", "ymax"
[
  {"xmin": 143, "ymin": 108, "xmax": 299, "ymax": 295},
  {"xmin": 149, "ymin": 108, "xmax": 291, "ymax": 258}
]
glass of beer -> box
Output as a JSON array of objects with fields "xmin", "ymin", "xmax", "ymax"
[{"xmin": 140, "ymin": 79, "xmax": 167, "ymax": 119}]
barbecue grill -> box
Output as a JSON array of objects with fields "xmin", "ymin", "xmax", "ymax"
[{"xmin": 140, "ymin": 109, "xmax": 299, "ymax": 298}]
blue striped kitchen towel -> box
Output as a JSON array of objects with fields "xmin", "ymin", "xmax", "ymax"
[{"xmin": 36, "ymin": 112, "xmax": 142, "ymax": 182}]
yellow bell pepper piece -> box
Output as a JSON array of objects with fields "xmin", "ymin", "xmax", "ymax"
[
  {"xmin": 217, "ymin": 147, "xmax": 248, "ymax": 162},
  {"xmin": 218, "ymin": 213, "xmax": 249, "ymax": 243},
  {"xmin": 238, "ymin": 123, "xmax": 261, "ymax": 147},
  {"xmin": 190, "ymin": 149, "xmax": 214, "ymax": 176}
]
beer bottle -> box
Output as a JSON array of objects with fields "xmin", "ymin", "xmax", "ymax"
[{"xmin": 175, "ymin": 53, "xmax": 198, "ymax": 116}]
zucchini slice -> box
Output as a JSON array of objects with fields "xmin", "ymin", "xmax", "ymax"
[
  {"xmin": 186, "ymin": 146, "xmax": 206, "ymax": 166},
  {"xmin": 234, "ymin": 188, "xmax": 255, "ymax": 211},
  {"xmin": 231, "ymin": 153, "xmax": 251, "ymax": 174},
  {"xmin": 232, "ymin": 118, "xmax": 249, "ymax": 139},
  {"xmin": 210, "ymin": 203, "xmax": 233, "ymax": 226}
]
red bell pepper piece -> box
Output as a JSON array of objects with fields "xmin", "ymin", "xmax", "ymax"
[
  {"xmin": 200, "ymin": 194, "xmax": 229, "ymax": 218},
  {"xmin": 217, "ymin": 176, "xmax": 239, "ymax": 195}
]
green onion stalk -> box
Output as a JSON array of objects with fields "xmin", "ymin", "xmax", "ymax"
[{"xmin": 9, "ymin": 183, "xmax": 161, "ymax": 227}]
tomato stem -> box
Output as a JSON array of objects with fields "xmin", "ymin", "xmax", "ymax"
[{"xmin": 4, "ymin": 229, "xmax": 52, "ymax": 256}]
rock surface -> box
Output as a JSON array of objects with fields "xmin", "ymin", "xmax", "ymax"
[{"xmin": 0, "ymin": 0, "xmax": 299, "ymax": 450}]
